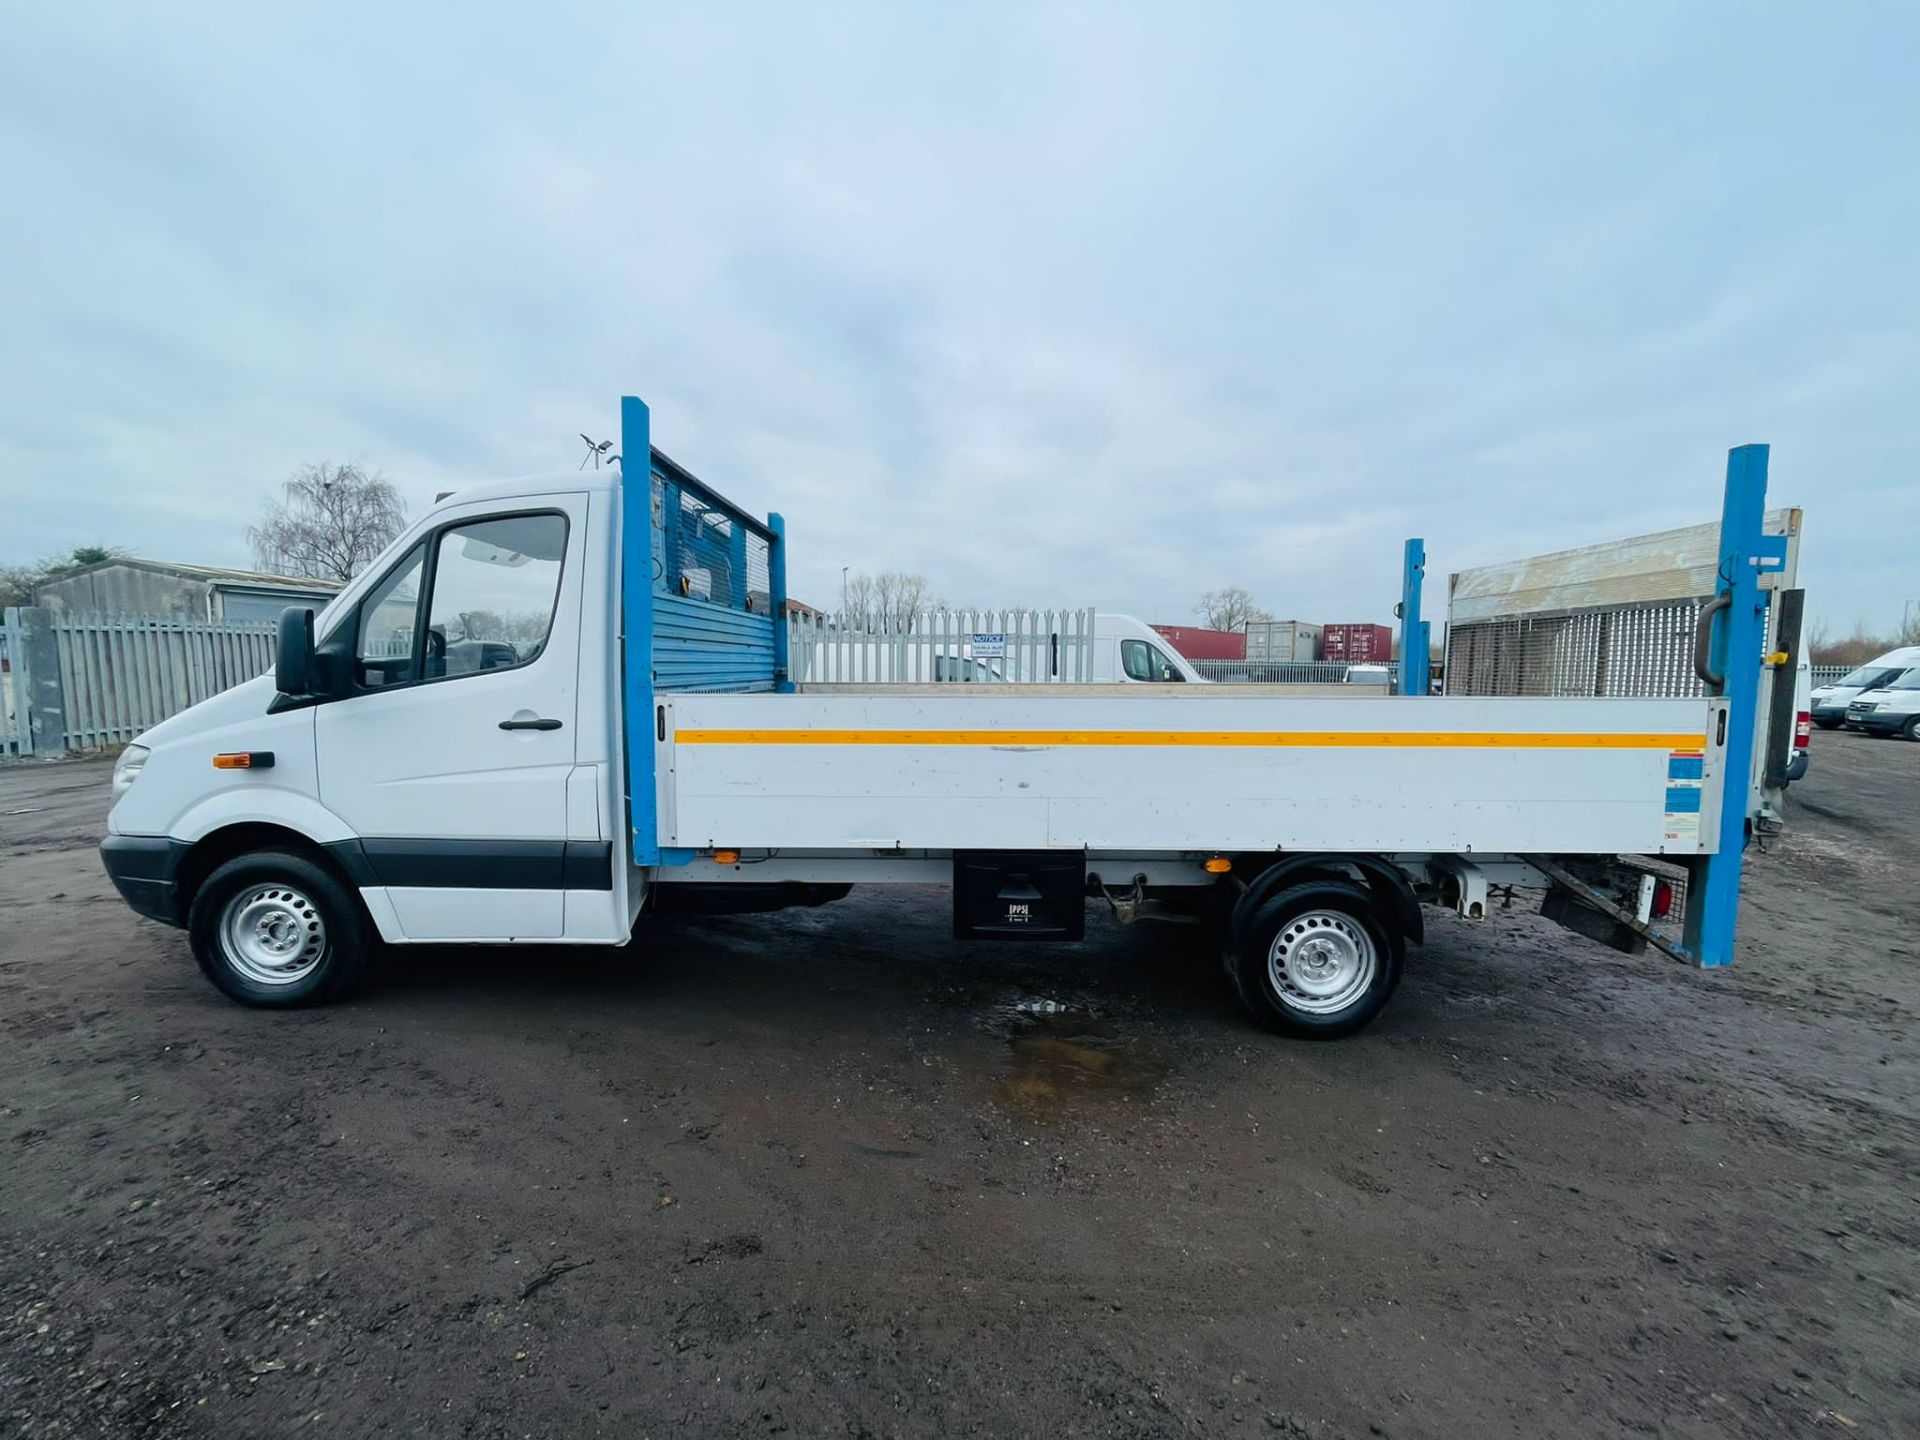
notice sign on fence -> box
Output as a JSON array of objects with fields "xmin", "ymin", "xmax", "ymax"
[{"xmin": 970, "ymin": 632, "xmax": 1006, "ymax": 658}]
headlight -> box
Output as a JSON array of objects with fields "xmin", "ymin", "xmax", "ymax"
[{"xmin": 112, "ymin": 744, "xmax": 151, "ymax": 800}]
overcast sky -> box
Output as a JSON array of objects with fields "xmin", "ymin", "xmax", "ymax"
[{"xmin": 3, "ymin": 3, "xmax": 1914, "ymax": 634}]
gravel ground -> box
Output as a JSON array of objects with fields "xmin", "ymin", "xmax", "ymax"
[{"xmin": 1, "ymin": 730, "xmax": 1915, "ymax": 1439}]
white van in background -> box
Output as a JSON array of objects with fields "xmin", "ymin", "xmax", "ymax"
[
  {"xmin": 1091, "ymin": 614, "xmax": 1207, "ymax": 684},
  {"xmin": 804, "ymin": 614, "xmax": 1207, "ymax": 686},
  {"xmin": 1843, "ymin": 667, "xmax": 1920, "ymax": 740},
  {"xmin": 1809, "ymin": 646, "xmax": 1920, "ymax": 729}
]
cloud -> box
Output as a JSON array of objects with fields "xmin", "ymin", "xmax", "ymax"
[{"xmin": 2, "ymin": 2, "xmax": 1914, "ymax": 634}]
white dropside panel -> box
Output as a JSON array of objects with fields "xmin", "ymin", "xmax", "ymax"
[{"xmin": 661, "ymin": 694, "xmax": 1725, "ymax": 857}]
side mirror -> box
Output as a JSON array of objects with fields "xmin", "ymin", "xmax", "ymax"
[{"xmin": 276, "ymin": 607, "xmax": 316, "ymax": 695}]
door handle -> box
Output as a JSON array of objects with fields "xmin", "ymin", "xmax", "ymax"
[{"xmin": 499, "ymin": 717, "xmax": 564, "ymax": 731}]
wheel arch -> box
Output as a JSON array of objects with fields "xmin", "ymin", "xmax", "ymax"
[
  {"xmin": 1230, "ymin": 853, "xmax": 1424, "ymax": 947},
  {"xmin": 172, "ymin": 822, "xmax": 354, "ymax": 926}
]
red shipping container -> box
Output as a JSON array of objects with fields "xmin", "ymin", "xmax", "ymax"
[
  {"xmin": 1322, "ymin": 623, "xmax": 1392, "ymax": 662},
  {"xmin": 1151, "ymin": 625, "xmax": 1247, "ymax": 661},
  {"xmin": 1349, "ymin": 627, "xmax": 1391, "ymax": 662}
]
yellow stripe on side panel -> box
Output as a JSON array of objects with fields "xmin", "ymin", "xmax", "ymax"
[{"xmin": 673, "ymin": 728, "xmax": 1705, "ymax": 751}]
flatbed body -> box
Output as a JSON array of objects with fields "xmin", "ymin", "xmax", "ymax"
[{"xmin": 659, "ymin": 691, "xmax": 1723, "ymax": 856}]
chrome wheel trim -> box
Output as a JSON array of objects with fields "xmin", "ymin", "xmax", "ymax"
[
  {"xmin": 1267, "ymin": 909, "xmax": 1376, "ymax": 1015},
  {"xmin": 219, "ymin": 883, "xmax": 326, "ymax": 986}
]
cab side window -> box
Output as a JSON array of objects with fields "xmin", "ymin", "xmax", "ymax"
[
  {"xmin": 1120, "ymin": 638, "xmax": 1185, "ymax": 683},
  {"xmin": 346, "ymin": 512, "xmax": 569, "ymax": 692},
  {"xmin": 424, "ymin": 515, "xmax": 568, "ymax": 679},
  {"xmin": 355, "ymin": 545, "xmax": 425, "ymax": 688}
]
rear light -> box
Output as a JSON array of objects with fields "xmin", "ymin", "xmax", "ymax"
[
  {"xmin": 1650, "ymin": 880, "xmax": 1675, "ymax": 921},
  {"xmin": 1794, "ymin": 711, "xmax": 1811, "ymax": 747}
]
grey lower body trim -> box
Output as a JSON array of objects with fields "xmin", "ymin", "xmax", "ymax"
[
  {"xmin": 100, "ymin": 835, "xmax": 189, "ymax": 926},
  {"xmin": 324, "ymin": 839, "xmax": 613, "ymax": 891}
]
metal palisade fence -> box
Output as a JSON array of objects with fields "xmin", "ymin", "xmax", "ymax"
[
  {"xmin": 1, "ymin": 608, "xmax": 277, "ymax": 757},
  {"xmin": 787, "ymin": 609, "xmax": 1095, "ymax": 684}
]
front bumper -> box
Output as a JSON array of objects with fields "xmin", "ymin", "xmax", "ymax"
[
  {"xmin": 1845, "ymin": 711, "xmax": 1904, "ymax": 734},
  {"xmin": 99, "ymin": 835, "xmax": 190, "ymax": 926}
]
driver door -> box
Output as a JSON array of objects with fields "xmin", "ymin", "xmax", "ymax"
[{"xmin": 315, "ymin": 496, "xmax": 588, "ymax": 940}]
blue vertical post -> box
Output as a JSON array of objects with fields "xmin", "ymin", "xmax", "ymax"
[
  {"xmin": 768, "ymin": 512, "xmax": 794, "ymax": 693},
  {"xmin": 620, "ymin": 395, "xmax": 661, "ymax": 865},
  {"xmin": 1398, "ymin": 538, "xmax": 1430, "ymax": 697},
  {"xmin": 1684, "ymin": 444, "xmax": 1774, "ymax": 968}
]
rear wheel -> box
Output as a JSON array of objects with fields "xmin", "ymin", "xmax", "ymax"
[
  {"xmin": 1227, "ymin": 882, "xmax": 1403, "ymax": 1038},
  {"xmin": 187, "ymin": 851, "xmax": 374, "ymax": 1006}
]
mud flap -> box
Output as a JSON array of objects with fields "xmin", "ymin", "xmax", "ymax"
[{"xmin": 1541, "ymin": 887, "xmax": 1647, "ymax": 956}]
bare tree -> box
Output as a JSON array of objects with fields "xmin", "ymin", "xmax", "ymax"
[
  {"xmin": 1196, "ymin": 585, "xmax": 1272, "ymax": 632},
  {"xmin": 1804, "ymin": 617, "xmax": 1833, "ymax": 660},
  {"xmin": 1808, "ymin": 618, "xmax": 1905, "ymax": 667},
  {"xmin": 249, "ymin": 463, "xmax": 407, "ymax": 582},
  {"xmin": 842, "ymin": 572, "xmax": 878, "ymax": 625},
  {"xmin": 876, "ymin": 572, "xmax": 933, "ymax": 626},
  {"xmin": 841, "ymin": 571, "xmax": 936, "ymax": 627}
]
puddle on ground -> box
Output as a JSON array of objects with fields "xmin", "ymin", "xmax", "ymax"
[{"xmin": 989, "ymin": 997, "xmax": 1169, "ymax": 1119}]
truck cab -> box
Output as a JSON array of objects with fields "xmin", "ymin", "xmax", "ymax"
[
  {"xmin": 102, "ymin": 471, "xmax": 637, "ymax": 977},
  {"xmin": 1092, "ymin": 613, "xmax": 1205, "ymax": 684}
]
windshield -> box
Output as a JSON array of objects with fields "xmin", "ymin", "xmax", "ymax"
[
  {"xmin": 1887, "ymin": 668, "xmax": 1920, "ymax": 691},
  {"xmin": 1835, "ymin": 664, "xmax": 1900, "ymax": 688}
]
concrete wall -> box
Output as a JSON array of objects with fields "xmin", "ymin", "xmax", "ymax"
[
  {"xmin": 34, "ymin": 566, "xmax": 336, "ymax": 622},
  {"xmin": 37, "ymin": 565, "xmax": 209, "ymax": 617}
]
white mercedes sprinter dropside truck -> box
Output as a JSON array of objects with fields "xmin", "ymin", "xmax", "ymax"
[{"xmin": 100, "ymin": 397, "xmax": 1787, "ymax": 1037}]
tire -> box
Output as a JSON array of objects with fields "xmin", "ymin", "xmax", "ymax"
[
  {"xmin": 1812, "ymin": 716, "xmax": 1842, "ymax": 731},
  {"xmin": 187, "ymin": 850, "xmax": 375, "ymax": 1007},
  {"xmin": 1904, "ymin": 715, "xmax": 1920, "ymax": 742},
  {"xmin": 1226, "ymin": 881, "xmax": 1403, "ymax": 1039}
]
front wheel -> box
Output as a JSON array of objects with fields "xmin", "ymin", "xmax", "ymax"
[
  {"xmin": 1903, "ymin": 715, "xmax": 1920, "ymax": 742},
  {"xmin": 1811, "ymin": 716, "xmax": 1842, "ymax": 731},
  {"xmin": 187, "ymin": 851, "xmax": 374, "ymax": 1007},
  {"xmin": 1226, "ymin": 882, "xmax": 1403, "ymax": 1039}
]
